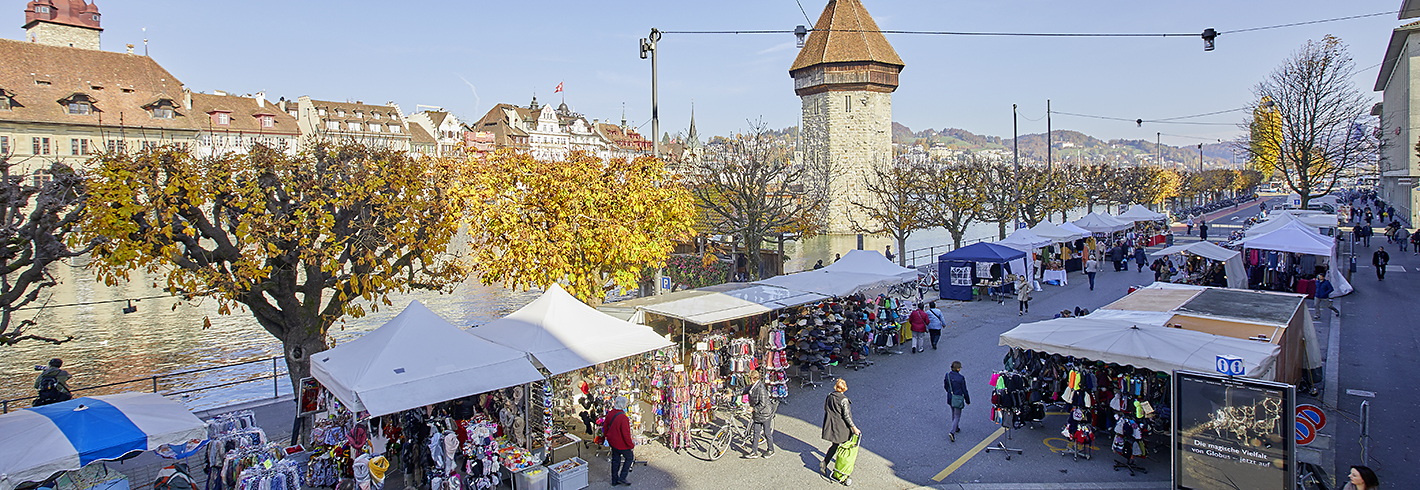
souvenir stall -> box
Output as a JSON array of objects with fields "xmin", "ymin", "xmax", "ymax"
[
  {"xmin": 1072, "ymin": 213, "xmax": 1132, "ymax": 248},
  {"xmin": 997, "ymin": 317, "xmax": 1281, "ymax": 471},
  {"xmin": 1116, "ymin": 205, "xmax": 1169, "ymax": 246},
  {"xmin": 817, "ymin": 250, "xmax": 918, "ymax": 283},
  {"xmin": 937, "ymin": 242, "xmax": 1027, "ymax": 301},
  {"xmin": 1149, "ymin": 241, "xmax": 1247, "ymax": 289},
  {"xmin": 205, "ymin": 410, "xmax": 293, "ymax": 490},
  {"xmin": 469, "ymin": 284, "xmax": 675, "ymax": 455},
  {"xmin": 307, "ymin": 300, "xmax": 548, "ymax": 490},
  {"xmin": 1031, "ymin": 222, "xmax": 1090, "ymax": 273},
  {"xmin": 997, "ymin": 229, "xmax": 1053, "ymax": 287},
  {"xmin": 0, "ymin": 393, "xmax": 208, "ymax": 490},
  {"xmin": 1237, "ymin": 221, "xmax": 1350, "ymax": 297}
]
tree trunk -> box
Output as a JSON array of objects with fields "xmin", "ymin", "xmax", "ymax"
[
  {"xmin": 998, "ymin": 221, "xmax": 1008, "ymax": 240},
  {"xmin": 280, "ymin": 332, "xmax": 330, "ymax": 399},
  {"xmin": 896, "ymin": 235, "xmax": 908, "ymax": 267},
  {"xmin": 950, "ymin": 229, "xmax": 964, "ymax": 249},
  {"xmin": 746, "ymin": 237, "xmax": 763, "ymax": 281}
]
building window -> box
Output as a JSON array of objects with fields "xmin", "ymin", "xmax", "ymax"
[
  {"xmin": 0, "ymin": 136, "xmax": 7, "ymax": 154},
  {"xmin": 348, "ymin": 122, "xmax": 361, "ymax": 131},
  {"xmin": 152, "ymin": 105, "xmax": 174, "ymax": 119},
  {"xmin": 390, "ymin": 125, "xmax": 401, "ymax": 134},
  {"xmin": 0, "ymin": 93, "xmax": 10, "ymax": 111},
  {"xmin": 107, "ymin": 140, "xmax": 127, "ymax": 153},
  {"xmin": 80, "ymin": 139, "xmax": 89, "ymax": 155},
  {"xmin": 71, "ymin": 138, "xmax": 79, "ymax": 155},
  {"xmin": 261, "ymin": 116, "xmax": 274, "ymax": 128},
  {"xmin": 32, "ymin": 169, "xmax": 51, "ymax": 188},
  {"xmin": 844, "ymin": 95, "xmax": 851, "ymax": 113},
  {"xmin": 369, "ymin": 124, "xmax": 380, "ymax": 133},
  {"xmin": 318, "ymin": 108, "xmax": 326, "ymax": 116},
  {"xmin": 327, "ymin": 121, "xmax": 339, "ymax": 131},
  {"xmin": 372, "ymin": 112, "xmax": 381, "ymax": 120},
  {"xmin": 355, "ymin": 111, "xmax": 363, "ymax": 119},
  {"xmin": 68, "ymin": 101, "xmax": 91, "ymax": 115},
  {"xmin": 337, "ymin": 110, "xmax": 345, "ymax": 117},
  {"xmin": 36, "ymin": 5, "xmax": 50, "ymax": 14},
  {"xmin": 216, "ymin": 113, "xmax": 230, "ymax": 125},
  {"xmin": 33, "ymin": 137, "xmax": 50, "ymax": 155}
]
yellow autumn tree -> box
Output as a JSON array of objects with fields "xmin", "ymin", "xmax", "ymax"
[
  {"xmin": 81, "ymin": 143, "xmax": 468, "ymax": 386},
  {"xmin": 1249, "ymin": 96, "xmax": 1283, "ymax": 174},
  {"xmin": 455, "ymin": 150, "xmax": 696, "ymax": 304}
]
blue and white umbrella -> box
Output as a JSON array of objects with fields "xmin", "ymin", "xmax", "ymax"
[{"xmin": 0, "ymin": 393, "xmax": 207, "ymax": 490}]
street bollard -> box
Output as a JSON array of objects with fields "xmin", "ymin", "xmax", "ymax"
[{"xmin": 1360, "ymin": 400, "xmax": 1371, "ymax": 465}]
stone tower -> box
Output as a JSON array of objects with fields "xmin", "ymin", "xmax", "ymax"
[
  {"xmin": 24, "ymin": 0, "xmax": 102, "ymax": 50},
  {"xmin": 790, "ymin": 0, "xmax": 903, "ymax": 234}
]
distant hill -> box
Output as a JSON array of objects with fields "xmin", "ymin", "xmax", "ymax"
[{"xmin": 893, "ymin": 123, "xmax": 1235, "ymax": 167}]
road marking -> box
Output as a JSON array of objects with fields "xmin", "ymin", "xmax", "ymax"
[
  {"xmin": 1042, "ymin": 437, "xmax": 1100, "ymax": 454},
  {"xmin": 1346, "ymin": 389, "xmax": 1376, "ymax": 398},
  {"xmin": 931, "ymin": 426, "xmax": 1005, "ymax": 482}
]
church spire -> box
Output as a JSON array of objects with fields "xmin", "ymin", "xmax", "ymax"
[{"xmin": 686, "ymin": 102, "xmax": 700, "ymax": 149}]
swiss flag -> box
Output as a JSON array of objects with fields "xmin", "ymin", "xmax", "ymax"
[{"xmin": 554, "ymin": 82, "xmax": 564, "ymax": 93}]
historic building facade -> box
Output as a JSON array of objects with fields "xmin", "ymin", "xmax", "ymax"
[
  {"xmin": 291, "ymin": 97, "xmax": 412, "ymax": 151},
  {"xmin": 472, "ymin": 96, "xmax": 652, "ymax": 160},
  {"xmin": 790, "ymin": 0, "xmax": 904, "ymax": 234},
  {"xmin": 1376, "ymin": 17, "xmax": 1420, "ymax": 226}
]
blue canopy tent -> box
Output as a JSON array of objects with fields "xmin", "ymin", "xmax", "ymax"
[{"xmin": 937, "ymin": 242, "xmax": 1027, "ymax": 301}]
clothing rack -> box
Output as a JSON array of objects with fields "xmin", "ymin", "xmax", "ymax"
[{"xmin": 983, "ymin": 408, "xmax": 1024, "ymax": 460}]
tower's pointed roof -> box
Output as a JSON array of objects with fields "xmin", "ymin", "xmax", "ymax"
[
  {"xmin": 790, "ymin": 0, "xmax": 903, "ymax": 73},
  {"xmin": 687, "ymin": 104, "xmax": 700, "ymax": 148}
]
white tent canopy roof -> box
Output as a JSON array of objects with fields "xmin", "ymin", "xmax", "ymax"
[
  {"xmin": 1058, "ymin": 221, "xmax": 1094, "ymax": 237},
  {"xmin": 997, "ymin": 229, "xmax": 1052, "ymax": 251},
  {"xmin": 1151, "ymin": 241, "xmax": 1247, "ymax": 289},
  {"xmin": 311, "ymin": 301, "xmax": 545, "ymax": 417},
  {"xmin": 1246, "ymin": 212, "xmax": 1338, "ymax": 237},
  {"xmin": 1072, "ymin": 212, "xmax": 1133, "ymax": 233},
  {"xmin": 999, "ymin": 317, "xmax": 1280, "ymax": 380},
  {"xmin": 1030, "ymin": 221, "xmax": 1088, "ymax": 242},
  {"xmin": 470, "ymin": 284, "xmax": 674, "ymax": 375},
  {"xmin": 625, "ymin": 284, "xmax": 827, "ymax": 326},
  {"xmin": 754, "ymin": 269, "xmax": 910, "ymax": 298},
  {"xmin": 1116, "ymin": 204, "xmax": 1167, "ymax": 222},
  {"xmin": 1239, "ymin": 220, "xmax": 1335, "ymax": 256},
  {"xmin": 820, "ymin": 250, "xmax": 917, "ymax": 283}
]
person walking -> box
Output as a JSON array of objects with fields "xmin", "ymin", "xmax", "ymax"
[
  {"xmin": 821, "ymin": 379, "xmax": 859, "ymax": 484},
  {"xmin": 1373, "ymin": 247, "xmax": 1390, "ymax": 281},
  {"xmin": 1084, "ymin": 255, "xmax": 1099, "ymax": 291},
  {"xmin": 1410, "ymin": 230, "xmax": 1419, "ymax": 255},
  {"xmin": 1133, "ymin": 245, "xmax": 1147, "ymax": 273},
  {"xmin": 603, "ymin": 396, "xmax": 635, "ymax": 486},
  {"xmin": 1314, "ymin": 276, "xmax": 1340, "ymax": 319},
  {"xmin": 1199, "ymin": 221, "xmax": 1209, "ymax": 241},
  {"xmin": 907, "ymin": 303, "xmax": 929, "ymax": 354},
  {"xmin": 1110, "ymin": 243, "xmax": 1125, "ymax": 271},
  {"xmin": 1397, "ymin": 227, "xmax": 1410, "ymax": 252},
  {"xmin": 1015, "ymin": 275, "xmax": 1032, "ymax": 316},
  {"xmin": 33, "ymin": 358, "xmax": 72, "ymax": 406},
  {"xmin": 1186, "ymin": 216, "xmax": 1194, "ymax": 235},
  {"xmin": 740, "ymin": 370, "xmax": 778, "ymax": 459},
  {"xmin": 925, "ymin": 301, "xmax": 945, "ymax": 350},
  {"xmin": 943, "ymin": 361, "xmax": 970, "ymax": 442},
  {"xmin": 1343, "ymin": 465, "xmax": 1379, "ymax": 490}
]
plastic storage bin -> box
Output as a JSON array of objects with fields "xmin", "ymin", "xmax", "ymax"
[
  {"xmin": 514, "ymin": 465, "xmax": 548, "ymax": 490},
  {"xmin": 548, "ymin": 458, "xmax": 588, "ymax": 490}
]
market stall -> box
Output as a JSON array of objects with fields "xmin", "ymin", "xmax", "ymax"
[
  {"xmin": 937, "ymin": 242, "xmax": 1026, "ymax": 301},
  {"xmin": 1237, "ymin": 220, "xmax": 1350, "ymax": 297},
  {"xmin": 819, "ymin": 249, "xmax": 918, "ymax": 283},
  {"xmin": 1116, "ymin": 205, "xmax": 1169, "ymax": 246},
  {"xmin": 1031, "ymin": 222, "xmax": 1090, "ymax": 273},
  {"xmin": 1071, "ymin": 212, "xmax": 1132, "ymax": 235},
  {"xmin": 999, "ymin": 317, "xmax": 1281, "ymax": 380},
  {"xmin": 997, "ymin": 229, "xmax": 1052, "ymax": 287},
  {"xmin": 1150, "ymin": 241, "xmax": 1248, "ymax": 289},
  {"xmin": 754, "ymin": 269, "xmax": 911, "ymax": 298},
  {"xmin": 0, "ymin": 393, "xmax": 208, "ymax": 490}
]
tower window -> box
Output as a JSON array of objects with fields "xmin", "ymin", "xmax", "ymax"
[
  {"xmin": 36, "ymin": 5, "xmax": 50, "ymax": 14},
  {"xmin": 844, "ymin": 96, "xmax": 851, "ymax": 113}
]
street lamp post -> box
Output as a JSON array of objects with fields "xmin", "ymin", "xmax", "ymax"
[
  {"xmin": 1013, "ymin": 104, "xmax": 1020, "ymax": 230},
  {"xmin": 639, "ymin": 28, "xmax": 662, "ymax": 160}
]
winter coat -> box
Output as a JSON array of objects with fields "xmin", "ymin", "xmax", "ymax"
[
  {"xmin": 34, "ymin": 367, "xmax": 71, "ymax": 395},
  {"xmin": 1373, "ymin": 250, "xmax": 1390, "ymax": 267},
  {"xmin": 1084, "ymin": 258, "xmax": 1100, "ymax": 273},
  {"xmin": 603, "ymin": 409, "xmax": 635, "ymax": 450},
  {"xmin": 1134, "ymin": 247, "xmax": 1147, "ymax": 265},
  {"xmin": 1315, "ymin": 280, "xmax": 1334, "ymax": 299},
  {"xmin": 944, "ymin": 370, "xmax": 971, "ymax": 405},
  {"xmin": 1399, "ymin": 228, "xmax": 1411, "ymax": 242},
  {"xmin": 1109, "ymin": 246, "xmax": 1124, "ymax": 263},
  {"xmin": 821, "ymin": 392, "xmax": 856, "ymax": 444},
  {"xmin": 908, "ymin": 309, "xmax": 928, "ymax": 333},
  {"xmin": 1015, "ymin": 280, "xmax": 1031, "ymax": 302},
  {"xmin": 745, "ymin": 380, "xmax": 777, "ymax": 423},
  {"xmin": 925, "ymin": 308, "xmax": 946, "ymax": 330}
]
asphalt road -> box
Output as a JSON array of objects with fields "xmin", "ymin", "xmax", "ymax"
[
  {"xmin": 571, "ymin": 199, "xmax": 1278, "ymax": 490},
  {"xmin": 1329, "ymin": 199, "xmax": 1418, "ymax": 487}
]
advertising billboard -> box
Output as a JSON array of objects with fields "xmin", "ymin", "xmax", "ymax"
[{"xmin": 1173, "ymin": 370, "xmax": 1295, "ymax": 490}]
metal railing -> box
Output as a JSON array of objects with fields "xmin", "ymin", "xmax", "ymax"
[
  {"xmin": 2, "ymin": 356, "xmax": 287, "ymax": 413},
  {"xmin": 903, "ymin": 235, "xmax": 991, "ymax": 268}
]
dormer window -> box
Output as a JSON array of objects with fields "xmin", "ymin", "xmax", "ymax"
[
  {"xmin": 0, "ymin": 91, "xmax": 10, "ymax": 111},
  {"xmin": 68, "ymin": 100, "xmax": 91, "ymax": 115},
  {"xmin": 261, "ymin": 115, "xmax": 274, "ymax": 128},
  {"xmin": 153, "ymin": 106, "xmax": 173, "ymax": 118},
  {"xmin": 318, "ymin": 108, "xmax": 326, "ymax": 116},
  {"xmin": 210, "ymin": 111, "xmax": 231, "ymax": 125},
  {"xmin": 348, "ymin": 122, "xmax": 360, "ymax": 131},
  {"xmin": 355, "ymin": 111, "xmax": 363, "ymax": 119},
  {"xmin": 372, "ymin": 112, "xmax": 381, "ymax": 120},
  {"xmin": 390, "ymin": 125, "xmax": 402, "ymax": 134},
  {"xmin": 369, "ymin": 124, "xmax": 381, "ymax": 133},
  {"xmin": 337, "ymin": 109, "xmax": 345, "ymax": 117}
]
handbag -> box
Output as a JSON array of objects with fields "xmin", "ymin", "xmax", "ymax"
[{"xmin": 948, "ymin": 375, "xmax": 966, "ymax": 409}]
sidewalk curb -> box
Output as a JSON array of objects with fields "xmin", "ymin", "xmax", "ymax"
[{"xmin": 925, "ymin": 483, "xmax": 1171, "ymax": 490}]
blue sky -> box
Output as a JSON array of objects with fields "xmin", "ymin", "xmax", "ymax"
[{"xmin": 46, "ymin": 0, "xmax": 1402, "ymax": 147}]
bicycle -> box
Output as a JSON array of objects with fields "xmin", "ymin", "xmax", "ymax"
[{"xmin": 685, "ymin": 404, "xmax": 756, "ymax": 461}]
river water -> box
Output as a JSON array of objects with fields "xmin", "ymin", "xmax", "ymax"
[{"xmin": 1, "ymin": 212, "xmax": 1094, "ymax": 412}]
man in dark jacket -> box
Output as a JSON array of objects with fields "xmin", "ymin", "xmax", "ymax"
[
  {"xmin": 603, "ymin": 397, "xmax": 635, "ymax": 486},
  {"xmin": 943, "ymin": 361, "xmax": 970, "ymax": 442},
  {"xmin": 33, "ymin": 358, "xmax": 72, "ymax": 406},
  {"xmin": 1314, "ymin": 277, "xmax": 1340, "ymax": 319},
  {"xmin": 1199, "ymin": 221, "xmax": 1209, "ymax": 241},
  {"xmin": 1110, "ymin": 244, "xmax": 1125, "ymax": 271},
  {"xmin": 1373, "ymin": 247, "xmax": 1390, "ymax": 281},
  {"xmin": 1133, "ymin": 246, "xmax": 1147, "ymax": 273},
  {"xmin": 741, "ymin": 370, "xmax": 778, "ymax": 458},
  {"xmin": 822, "ymin": 378, "xmax": 859, "ymax": 480}
]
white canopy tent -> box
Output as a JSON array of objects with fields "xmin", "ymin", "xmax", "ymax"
[
  {"xmin": 1245, "ymin": 212, "xmax": 1339, "ymax": 237},
  {"xmin": 470, "ymin": 284, "xmax": 674, "ymax": 375},
  {"xmin": 999, "ymin": 317, "xmax": 1281, "ymax": 381},
  {"xmin": 623, "ymin": 284, "xmax": 828, "ymax": 326},
  {"xmin": 310, "ymin": 301, "xmax": 545, "ymax": 417},
  {"xmin": 998, "ymin": 229, "xmax": 1052, "ymax": 251},
  {"xmin": 1030, "ymin": 221, "xmax": 1088, "ymax": 242},
  {"xmin": 1238, "ymin": 220, "xmax": 1335, "ymax": 256},
  {"xmin": 754, "ymin": 269, "xmax": 910, "ymax": 298},
  {"xmin": 1116, "ymin": 204, "xmax": 1167, "ymax": 222},
  {"xmin": 1152, "ymin": 241, "xmax": 1249, "ymax": 289},
  {"xmin": 820, "ymin": 250, "xmax": 917, "ymax": 283},
  {"xmin": 1072, "ymin": 212, "xmax": 1133, "ymax": 234},
  {"xmin": 1058, "ymin": 221, "xmax": 1094, "ymax": 237}
]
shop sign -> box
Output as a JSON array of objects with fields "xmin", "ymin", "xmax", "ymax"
[
  {"xmin": 1173, "ymin": 370, "xmax": 1294, "ymax": 490},
  {"xmin": 1215, "ymin": 355, "xmax": 1245, "ymax": 376}
]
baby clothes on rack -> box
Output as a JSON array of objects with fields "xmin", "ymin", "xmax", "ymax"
[{"xmin": 236, "ymin": 459, "xmax": 301, "ymax": 490}]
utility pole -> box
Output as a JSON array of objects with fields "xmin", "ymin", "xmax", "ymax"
[
  {"xmin": 1013, "ymin": 104, "xmax": 1020, "ymax": 230},
  {"xmin": 639, "ymin": 28, "xmax": 661, "ymax": 160},
  {"xmin": 1198, "ymin": 143, "xmax": 1204, "ymax": 173},
  {"xmin": 1156, "ymin": 132, "xmax": 1161, "ymax": 168},
  {"xmin": 1046, "ymin": 100, "xmax": 1052, "ymax": 172}
]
